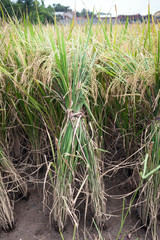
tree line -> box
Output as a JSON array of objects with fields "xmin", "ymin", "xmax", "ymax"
[{"xmin": 0, "ymin": 0, "xmax": 94, "ymax": 24}]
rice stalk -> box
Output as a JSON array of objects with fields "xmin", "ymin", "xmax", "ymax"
[
  {"xmin": 0, "ymin": 147, "xmax": 27, "ymax": 230},
  {"xmin": 47, "ymin": 23, "xmax": 107, "ymax": 230},
  {"xmin": 0, "ymin": 173, "xmax": 14, "ymax": 231},
  {"xmin": 140, "ymin": 119, "xmax": 160, "ymax": 239}
]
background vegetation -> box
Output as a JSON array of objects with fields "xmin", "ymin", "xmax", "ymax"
[{"xmin": 0, "ymin": 0, "xmax": 94, "ymax": 24}]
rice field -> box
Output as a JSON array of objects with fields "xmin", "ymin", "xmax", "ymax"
[{"xmin": 0, "ymin": 11, "xmax": 160, "ymax": 240}]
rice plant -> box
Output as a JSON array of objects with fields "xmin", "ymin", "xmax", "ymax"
[
  {"xmin": 0, "ymin": 147, "xmax": 27, "ymax": 230},
  {"xmin": 0, "ymin": 172, "xmax": 14, "ymax": 231},
  {"xmin": 140, "ymin": 119, "xmax": 160, "ymax": 239},
  {"xmin": 41, "ymin": 19, "xmax": 107, "ymax": 231}
]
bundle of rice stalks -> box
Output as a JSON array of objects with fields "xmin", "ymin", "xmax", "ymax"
[{"xmin": 42, "ymin": 21, "xmax": 107, "ymax": 231}]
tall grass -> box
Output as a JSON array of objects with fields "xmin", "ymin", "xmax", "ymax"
[{"xmin": 0, "ymin": 11, "xmax": 159, "ymax": 237}]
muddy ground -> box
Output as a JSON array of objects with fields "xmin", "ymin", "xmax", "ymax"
[{"xmin": 1, "ymin": 170, "xmax": 158, "ymax": 240}]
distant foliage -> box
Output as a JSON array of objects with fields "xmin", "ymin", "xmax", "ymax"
[
  {"xmin": 0, "ymin": 0, "xmax": 94, "ymax": 24},
  {"xmin": 0, "ymin": 0, "xmax": 57, "ymax": 23},
  {"xmin": 53, "ymin": 3, "xmax": 71, "ymax": 12}
]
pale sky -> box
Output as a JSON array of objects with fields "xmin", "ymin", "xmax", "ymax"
[{"xmin": 43, "ymin": 0, "xmax": 160, "ymax": 16}]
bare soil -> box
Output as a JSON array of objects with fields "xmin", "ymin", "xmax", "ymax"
[{"xmin": 0, "ymin": 170, "xmax": 158, "ymax": 240}]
